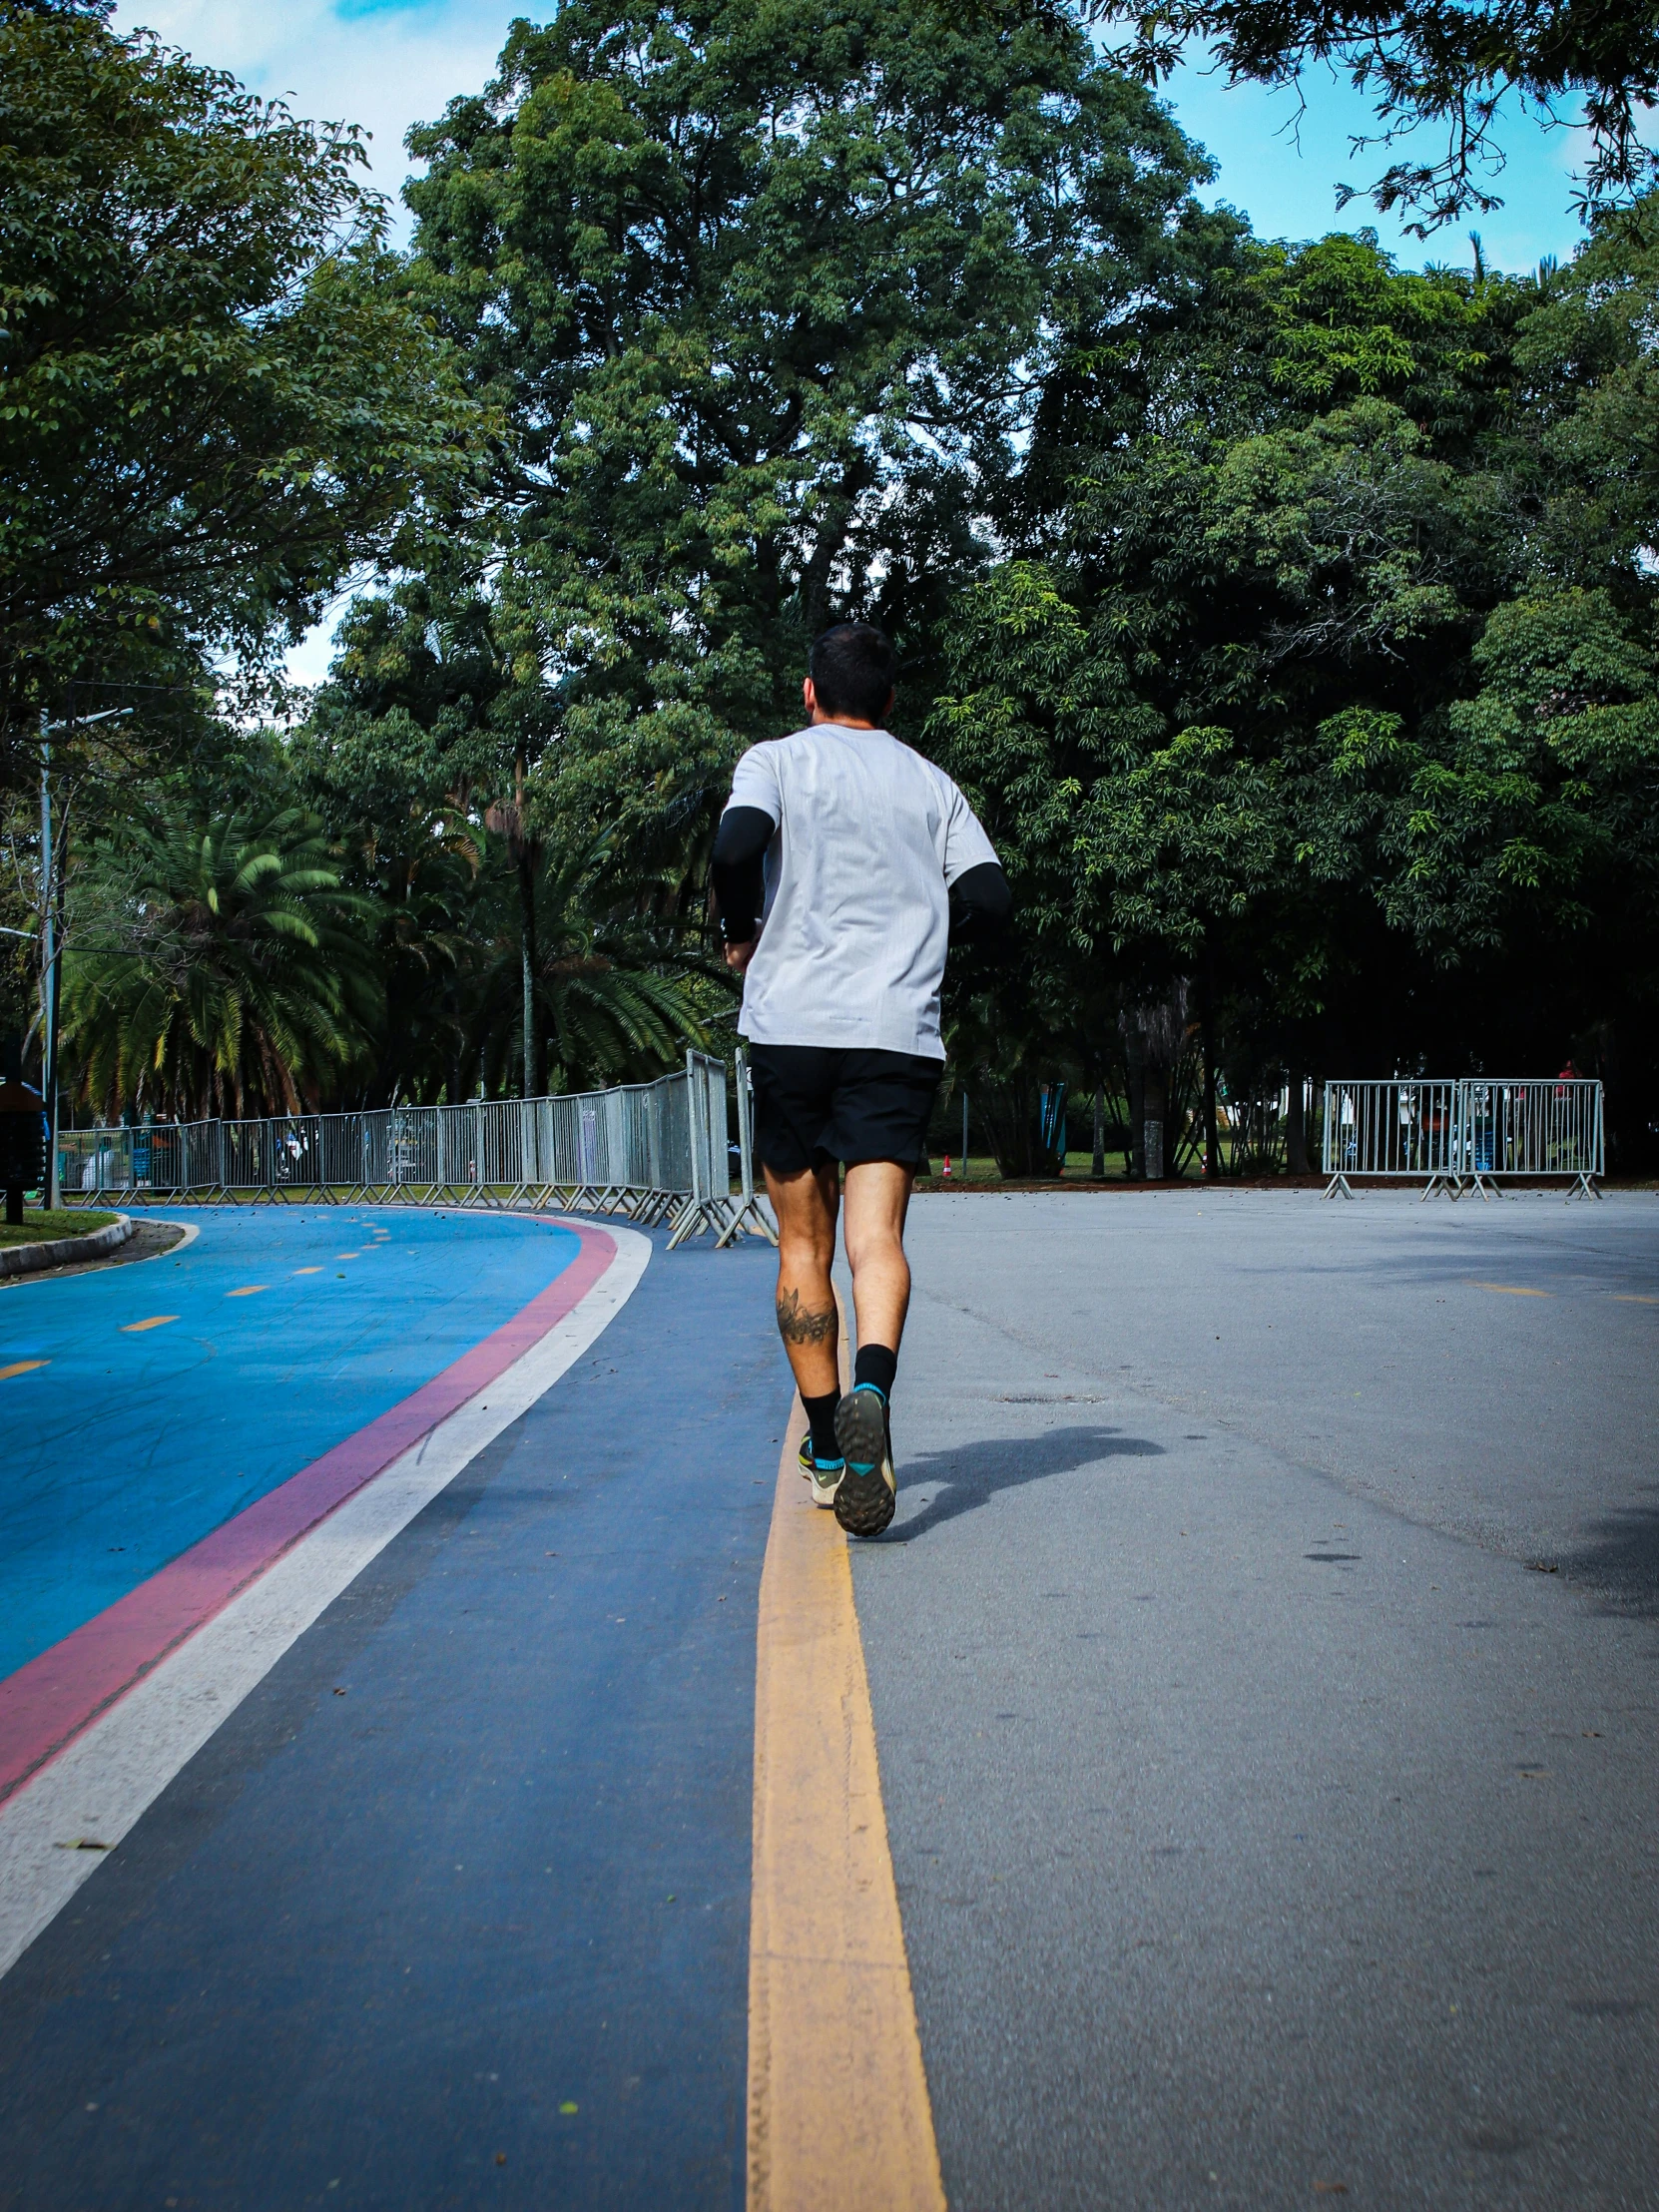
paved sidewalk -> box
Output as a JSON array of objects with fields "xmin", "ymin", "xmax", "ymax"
[
  {"xmin": 0, "ymin": 1227, "xmax": 781, "ymax": 2212},
  {"xmin": 855, "ymin": 1191, "xmax": 1659, "ymax": 2209}
]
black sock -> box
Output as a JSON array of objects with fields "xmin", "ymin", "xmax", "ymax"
[
  {"xmin": 853, "ymin": 1344, "xmax": 897, "ymax": 1401},
  {"xmin": 803, "ymin": 1387, "xmax": 841, "ymax": 1462}
]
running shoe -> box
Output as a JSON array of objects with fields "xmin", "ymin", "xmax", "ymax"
[
  {"xmin": 798, "ymin": 1431, "xmax": 844, "ymax": 1509},
  {"xmin": 832, "ymin": 1384, "xmax": 896, "ymax": 1537}
]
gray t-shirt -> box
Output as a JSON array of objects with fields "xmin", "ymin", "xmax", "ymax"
[{"xmin": 727, "ymin": 722, "xmax": 998, "ymax": 1060}]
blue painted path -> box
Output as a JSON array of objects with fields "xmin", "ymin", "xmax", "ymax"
[
  {"xmin": 0, "ymin": 1227, "xmax": 783, "ymax": 2212},
  {"xmin": 0, "ymin": 1211, "xmax": 580, "ymax": 1681}
]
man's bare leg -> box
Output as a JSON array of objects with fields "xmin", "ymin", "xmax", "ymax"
[
  {"xmin": 764, "ymin": 1156, "xmax": 913, "ymax": 1536},
  {"xmin": 824, "ymin": 1159, "xmax": 913, "ymax": 1536},
  {"xmin": 764, "ymin": 1160, "xmax": 841, "ymax": 1401},
  {"xmin": 840, "ymin": 1160, "xmax": 913, "ymax": 1359}
]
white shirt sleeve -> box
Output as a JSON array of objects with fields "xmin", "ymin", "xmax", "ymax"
[
  {"xmin": 940, "ymin": 776, "xmax": 998, "ymax": 885},
  {"xmin": 728, "ymin": 744, "xmax": 783, "ymax": 824}
]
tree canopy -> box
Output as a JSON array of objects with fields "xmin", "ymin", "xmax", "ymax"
[
  {"xmin": 16, "ymin": 0, "xmax": 1659, "ymax": 1174},
  {"xmin": 0, "ymin": 0, "xmax": 477, "ymax": 792}
]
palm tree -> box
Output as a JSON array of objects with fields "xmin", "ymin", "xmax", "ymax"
[
  {"xmin": 63, "ymin": 804, "xmax": 382, "ymax": 1118},
  {"xmin": 471, "ymin": 836, "xmax": 710, "ymax": 1095}
]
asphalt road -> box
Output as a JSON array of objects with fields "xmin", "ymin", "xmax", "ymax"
[
  {"xmin": 854, "ymin": 1188, "xmax": 1659, "ymax": 2211},
  {"xmin": 0, "ymin": 1226, "xmax": 781, "ymax": 2212}
]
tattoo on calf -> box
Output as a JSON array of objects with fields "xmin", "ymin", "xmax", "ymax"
[{"xmin": 776, "ymin": 1290, "xmax": 836, "ymax": 1346}]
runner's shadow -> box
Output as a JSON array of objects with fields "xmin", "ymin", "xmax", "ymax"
[
  {"xmin": 1561, "ymin": 1496, "xmax": 1659, "ymax": 1617},
  {"xmin": 884, "ymin": 1424, "xmax": 1164, "ymax": 1543}
]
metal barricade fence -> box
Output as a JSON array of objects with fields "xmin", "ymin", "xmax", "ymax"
[
  {"xmin": 1457, "ymin": 1078, "xmax": 1603, "ymax": 1200},
  {"xmin": 56, "ymin": 1058, "xmax": 777, "ymax": 1246},
  {"xmin": 1321, "ymin": 1080, "xmax": 1464, "ymax": 1200},
  {"xmin": 1323, "ymin": 1077, "xmax": 1603, "ymax": 1200}
]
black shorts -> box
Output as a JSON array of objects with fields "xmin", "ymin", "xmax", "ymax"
[{"xmin": 748, "ymin": 1044, "xmax": 942, "ymax": 1176}]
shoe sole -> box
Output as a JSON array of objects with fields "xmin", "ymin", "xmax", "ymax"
[{"xmin": 832, "ymin": 1391, "xmax": 895, "ymax": 1538}]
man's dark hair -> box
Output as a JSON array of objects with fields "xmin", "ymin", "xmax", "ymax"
[{"xmin": 809, "ymin": 622, "xmax": 897, "ymax": 725}]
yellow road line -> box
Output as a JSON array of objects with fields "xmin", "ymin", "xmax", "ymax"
[
  {"xmin": 0, "ymin": 1360, "xmax": 47, "ymax": 1382},
  {"xmin": 293, "ymin": 1267, "xmax": 323, "ymax": 1276},
  {"xmin": 121, "ymin": 1316, "xmax": 178, "ymax": 1334},
  {"xmin": 226, "ymin": 1286, "xmax": 267, "ymax": 1299},
  {"xmin": 1469, "ymin": 1282, "xmax": 1550, "ymax": 1297},
  {"xmin": 1611, "ymin": 1295, "xmax": 1658, "ymax": 1305},
  {"xmin": 747, "ymin": 1348, "xmax": 946, "ymax": 2211}
]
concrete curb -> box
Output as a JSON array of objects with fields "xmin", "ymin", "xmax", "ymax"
[{"xmin": 0, "ymin": 1215, "xmax": 134, "ymax": 1280}]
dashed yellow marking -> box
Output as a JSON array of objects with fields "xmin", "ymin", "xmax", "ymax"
[
  {"xmin": 747, "ymin": 1316, "xmax": 944, "ymax": 2212},
  {"xmin": 336, "ymin": 1252, "xmax": 361, "ymax": 1260},
  {"xmin": 0, "ymin": 1360, "xmax": 48, "ymax": 1382},
  {"xmin": 1611, "ymin": 1295, "xmax": 1658, "ymax": 1305},
  {"xmin": 121, "ymin": 1316, "xmax": 178, "ymax": 1334},
  {"xmin": 1470, "ymin": 1282, "xmax": 1549, "ymax": 1297},
  {"xmin": 226, "ymin": 1286, "xmax": 267, "ymax": 1299},
  {"xmin": 293, "ymin": 1266, "xmax": 323, "ymax": 1276}
]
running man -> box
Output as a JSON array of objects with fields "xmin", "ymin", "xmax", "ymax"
[{"xmin": 711, "ymin": 623, "xmax": 1010, "ymax": 1536}]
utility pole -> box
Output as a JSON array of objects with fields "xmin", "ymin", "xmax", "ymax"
[
  {"xmin": 37, "ymin": 705, "xmax": 132, "ymax": 1211},
  {"xmin": 39, "ymin": 714, "xmax": 55, "ymax": 1210}
]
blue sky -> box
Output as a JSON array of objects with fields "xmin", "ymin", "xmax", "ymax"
[{"xmin": 122, "ymin": 0, "xmax": 1596, "ymax": 276}]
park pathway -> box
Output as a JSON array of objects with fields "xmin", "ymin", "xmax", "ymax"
[{"xmin": 0, "ymin": 1190, "xmax": 1654, "ymax": 2208}]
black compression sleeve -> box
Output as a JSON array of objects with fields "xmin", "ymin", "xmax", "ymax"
[
  {"xmin": 948, "ymin": 860, "xmax": 1012, "ymax": 946},
  {"xmin": 711, "ymin": 805, "xmax": 777, "ymax": 943}
]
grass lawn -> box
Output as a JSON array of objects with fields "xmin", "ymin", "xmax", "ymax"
[{"xmin": 0, "ymin": 1209, "xmax": 120, "ymax": 1249}]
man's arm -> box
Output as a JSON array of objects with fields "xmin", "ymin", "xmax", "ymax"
[
  {"xmin": 948, "ymin": 859, "xmax": 1012, "ymax": 947},
  {"xmin": 711, "ymin": 805, "xmax": 776, "ymax": 970}
]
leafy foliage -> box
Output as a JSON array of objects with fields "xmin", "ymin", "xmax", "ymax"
[
  {"xmin": 0, "ymin": 0, "xmax": 478, "ymax": 793},
  {"xmin": 400, "ymin": 0, "xmax": 1214, "ymax": 886},
  {"xmin": 62, "ymin": 804, "xmax": 381, "ymax": 1117},
  {"xmin": 22, "ymin": 3, "xmax": 1659, "ymax": 1172},
  {"xmin": 1084, "ymin": 0, "xmax": 1659, "ymax": 232}
]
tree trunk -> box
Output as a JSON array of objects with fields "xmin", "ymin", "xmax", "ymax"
[
  {"xmin": 1124, "ymin": 1029, "xmax": 1147, "ymax": 1181},
  {"xmin": 1092, "ymin": 1083, "xmax": 1105, "ymax": 1180},
  {"xmin": 1143, "ymin": 1063, "xmax": 1169, "ymax": 1181},
  {"xmin": 1286, "ymin": 1071, "xmax": 1310, "ymax": 1175}
]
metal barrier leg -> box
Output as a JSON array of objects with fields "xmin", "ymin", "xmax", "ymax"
[{"xmin": 713, "ymin": 1047, "xmax": 778, "ymax": 1248}]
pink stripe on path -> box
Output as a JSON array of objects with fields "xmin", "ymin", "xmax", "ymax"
[{"xmin": 0, "ymin": 1221, "xmax": 616, "ymax": 1807}]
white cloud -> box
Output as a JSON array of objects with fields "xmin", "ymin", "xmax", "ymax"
[{"xmin": 113, "ymin": 0, "xmax": 519, "ymax": 237}]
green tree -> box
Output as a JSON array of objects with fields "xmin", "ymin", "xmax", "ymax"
[
  {"xmin": 399, "ymin": 0, "xmax": 1214, "ymax": 894},
  {"xmin": 0, "ymin": 0, "xmax": 479, "ymax": 792},
  {"xmin": 62, "ymin": 802, "xmax": 381, "ymax": 1117},
  {"xmin": 468, "ymin": 836, "xmax": 713, "ymax": 1096}
]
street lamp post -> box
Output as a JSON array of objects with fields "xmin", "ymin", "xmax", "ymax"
[{"xmin": 37, "ymin": 706, "xmax": 132, "ymax": 1211}]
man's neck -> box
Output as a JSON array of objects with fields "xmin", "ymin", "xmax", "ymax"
[{"xmin": 808, "ymin": 712, "xmax": 879, "ymax": 730}]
